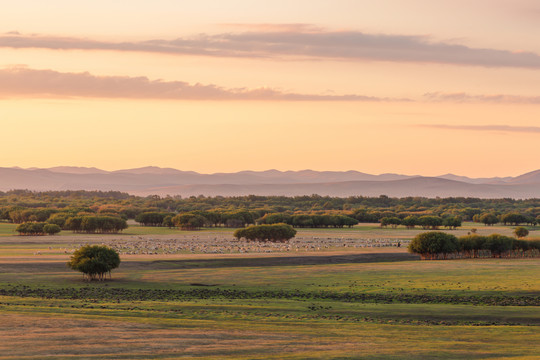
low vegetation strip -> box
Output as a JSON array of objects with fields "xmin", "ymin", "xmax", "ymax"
[{"xmin": 1, "ymin": 286, "xmax": 538, "ymax": 306}]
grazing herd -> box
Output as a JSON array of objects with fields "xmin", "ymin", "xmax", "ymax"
[{"xmin": 38, "ymin": 234, "xmax": 407, "ymax": 256}]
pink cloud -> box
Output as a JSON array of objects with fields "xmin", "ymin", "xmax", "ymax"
[
  {"xmin": 2, "ymin": 29, "xmax": 540, "ymax": 68},
  {"xmin": 0, "ymin": 66, "xmax": 407, "ymax": 102}
]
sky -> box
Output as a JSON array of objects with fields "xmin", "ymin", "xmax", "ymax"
[{"xmin": 1, "ymin": 0, "xmax": 539, "ymax": 177}]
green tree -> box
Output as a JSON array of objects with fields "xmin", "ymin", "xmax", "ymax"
[
  {"xmin": 162, "ymin": 215, "xmax": 175, "ymax": 228},
  {"xmin": 442, "ymin": 216, "xmax": 462, "ymax": 230},
  {"xmin": 380, "ymin": 217, "xmax": 401, "ymax": 228},
  {"xmin": 513, "ymin": 227, "xmax": 529, "ymax": 239},
  {"xmin": 67, "ymin": 245, "xmax": 121, "ymax": 281},
  {"xmin": 135, "ymin": 212, "xmax": 170, "ymax": 226},
  {"xmin": 417, "ymin": 216, "xmax": 443, "ymax": 230},
  {"xmin": 43, "ymin": 223, "xmax": 61, "ymax": 235},
  {"xmin": 480, "ymin": 213, "xmax": 499, "ymax": 226},
  {"xmin": 501, "ymin": 213, "xmax": 527, "ymax": 226},
  {"xmin": 172, "ymin": 213, "xmax": 207, "ymax": 230},
  {"xmin": 401, "ymin": 215, "xmax": 418, "ymax": 229}
]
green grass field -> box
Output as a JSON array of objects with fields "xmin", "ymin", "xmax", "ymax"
[{"xmin": 0, "ymin": 226, "xmax": 539, "ymax": 359}]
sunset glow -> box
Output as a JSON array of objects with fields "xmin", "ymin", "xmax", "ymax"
[{"xmin": 1, "ymin": 1, "xmax": 539, "ymax": 176}]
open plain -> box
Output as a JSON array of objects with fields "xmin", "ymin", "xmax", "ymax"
[{"xmin": 0, "ymin": 223, "xmax": 539, "ymax": 359}]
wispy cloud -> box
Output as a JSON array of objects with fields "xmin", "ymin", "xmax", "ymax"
[
  {"xmin": 220, "ymin": 23, "xmax": 324, "ymax": 33},
  {"xmin": 2, "ymin": 29, "xmax": 540, "ymax": 68},
  {"xmin": 417, "ymin": 124, "xmax": 540, "ymax": 134},
  {"xmin": 424, "ymin": 92, "xmax": 540, "ymax": 104},
  {"xmin": 0, "ymin": 66, "xmax": 405, "ymax": 102}
]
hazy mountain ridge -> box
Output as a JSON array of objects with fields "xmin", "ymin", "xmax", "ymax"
[
  {"xmin": 1, "ymin": 166, "xmax": 538, "ymax": 198},
  {"xmin": 133, "ymin": 177, "xmax": 540, "ymax": 199}
]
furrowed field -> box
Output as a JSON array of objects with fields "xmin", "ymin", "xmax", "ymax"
[{"xmin": 0, "ymin": 223, "xmax": 539, "ymax": 359}]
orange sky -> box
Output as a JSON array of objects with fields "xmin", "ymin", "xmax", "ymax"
[{"xmin": 0, "ymin": 1, "xmax": 539, "ymax": 177}]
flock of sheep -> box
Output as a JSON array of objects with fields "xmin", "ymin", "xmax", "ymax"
[{"xmin": 82, "ymin": 235, "xmax": 408, "ymax": 255}]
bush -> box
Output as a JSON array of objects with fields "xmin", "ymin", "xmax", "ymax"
[{"xmin": 234, "ymin": 223, "xmax": 297, "ymax": 242}]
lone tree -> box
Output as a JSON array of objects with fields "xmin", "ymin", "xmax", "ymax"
[
  {"xmin": 513, "ymin": 227, "xmax": 529, "ymax": 239},
  {"xmin": 67, "ymin": 245, "xmax": 120, "ymax": 281}
]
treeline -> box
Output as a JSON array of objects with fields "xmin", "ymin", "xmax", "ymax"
[
  {"xmin": 15, "ymin": 214, "xmax": 128, "ymax": 235},
  {"xmin": 257, "ymin": 213, "xmax": 358, "ymax": 228},
  {"xmin": 408, "ymin": 232, "xmax": 540, "ymax": 260},
  {"xmin": 1, "ymin": 191, "xmax": 538, "ymax": 231},
  {"xmin": 472, "ymin": 212, "xmax": 537, "ymax": 226},
  {"xmin": 15, "ymin": 222, "xmax": 61, "ymax": 235},
  {"xmin": 1, "ymin": 190, "xmax": 538, "ymax": 217},
  {"xmin": 65, "ymin": 216, "xmax": 128, "ymax": 234},
  {"xmin": 135, "ymin": 210, "xmax": 257, "ymax": 229}
]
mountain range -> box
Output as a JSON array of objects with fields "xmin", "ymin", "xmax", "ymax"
[{"xmin": 1, "ymin": 166, "xmax": 539, "ymax": 199}]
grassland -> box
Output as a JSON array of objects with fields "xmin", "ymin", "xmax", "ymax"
[{"xmin": 0, "ymin": 225, "xmax": 539, "ymax": 359}]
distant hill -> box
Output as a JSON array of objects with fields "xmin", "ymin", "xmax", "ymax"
[
  {"xmin": 131, "ymin": 177, "xmax": 540, "ymax": 199},
  {"xmin": 506, "ymin": 169, "xmax": 540, "ymax": 184},
  {"xmin": 0, "ymin": 166, "xmax": 538, "ymax": 199}
]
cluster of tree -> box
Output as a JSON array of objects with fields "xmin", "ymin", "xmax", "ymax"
[
  {"xmin": 233, "ymin": 224, "xmax": 297, "ymax": 242},
  {"xmin": 408, "ymin": 231, "xmax": 540, "ymax": 260},
  {"xmin": 472, "ymin": 212, "xmax": 538, "ymax": 226},
  {"xmin": 135, "ymin": 212, "xmax": 174, "ymax": 226},
  {"xmin": 64, "ymin": 216, "xmax": 128, "ymax": 234},
  {"xmin": 7, "ymin": 208, "xmax": 58, "ymax": 224},
  {"xmin": 15, "ymin": 222, "xmax": 61, "ymax": 235},
  {"xmin": 67, "ymin": 245, "xmax": 121, "ymax": 281},
  {"xmin": 257, "ymin": 213, "xmax": 359, "ymax": 228},
  {"xmin": 380, "ymin": 215, "xmax": 462, "ymax": 229}
]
